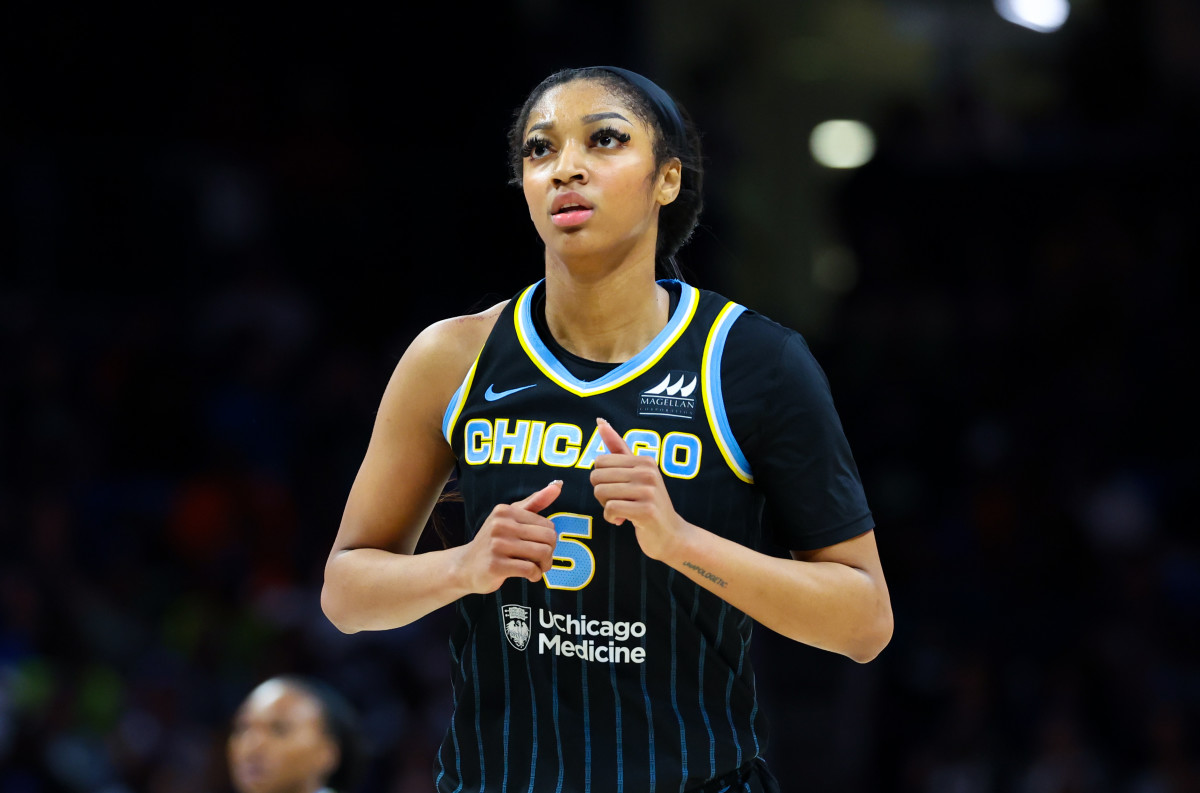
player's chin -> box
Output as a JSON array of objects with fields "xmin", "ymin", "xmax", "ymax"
[
  {"xmin": 544, "ymin": 226, "xmax": 611, "ymax": 257},
  {"xmin": 230, "ymin": 766, "xmax": 273, "ymax": 793}
]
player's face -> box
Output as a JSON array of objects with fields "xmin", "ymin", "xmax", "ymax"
[
  {"xmin": 227, "ymin": 681, "xmax": 337, "ymax": 793},
  {"xmin": 520, "ymin": 78, "xmax": 680, "ymax": 268}
]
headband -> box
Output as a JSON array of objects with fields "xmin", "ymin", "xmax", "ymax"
[{"xmin": 591, "ymin": 66, "xmax": 688, "ymax": 157}]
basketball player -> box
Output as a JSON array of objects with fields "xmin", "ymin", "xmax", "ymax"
[
  {"xmin": 321, "ymin": 66, "xmax": 893, "ymax": 792},
  {"xmin": 228, "ymin": 675, "xmax": 364, "ymax": 793}
]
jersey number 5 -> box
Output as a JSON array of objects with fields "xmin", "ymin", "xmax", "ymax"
[{"xmin": 543, "ymin": 513, "xmax": 595, "ymax": 591}]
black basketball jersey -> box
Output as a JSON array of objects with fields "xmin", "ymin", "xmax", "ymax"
[{"xmin": 437, "ymin": 279, "xmax": 770, "ymax": 793}]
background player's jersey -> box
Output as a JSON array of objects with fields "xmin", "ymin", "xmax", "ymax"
[{"xmin": 438, "ymin": 279, "xmax": 768, "ymax": 792}]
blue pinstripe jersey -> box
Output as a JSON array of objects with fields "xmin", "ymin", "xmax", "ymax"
[{"xmin": 438, "ymin": 279, "xmax": 770, "ymax": 793}]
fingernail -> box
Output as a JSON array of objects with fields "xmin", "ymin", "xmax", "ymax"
[
  {"xmin": 596, "ymin": 417, "xmax": 608, "ymax": 425},
  {"xmin": 549, "ymin": 479, "xmax": 563, "ymax": 487}
]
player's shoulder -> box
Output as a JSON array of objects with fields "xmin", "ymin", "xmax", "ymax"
[
  {"xmin": 375, "ymin": 299, "xmax": 512, "ymax": 434},
  {"xmin": 709, "ymin": 297, "xmax": 827, "ymax": 401},
  {"xmin": 408, "ymin": 299, "xmax": 510, "ymax": 370},
  {"xmin": 382, "ymin": 299, "xmax": 509, "ymax": 412},
  {"xmin": 703, "ymin": 293, "xmax": 805, "ymax": 359}
]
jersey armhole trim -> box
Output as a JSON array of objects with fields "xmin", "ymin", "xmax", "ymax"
[
  {"xmin": 442, "ymin": 353, "xmax": 481, "ymax": 444},
  {"xmin": 702, "ymin": 302, "xmax": 754, "ymax": 484}
]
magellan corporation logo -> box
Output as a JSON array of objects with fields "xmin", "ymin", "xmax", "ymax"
[
  {"xmin": 638, "ymin": 371, "xmax": 698, "ymax": 419},
  {"xmin": 500, "ymin": 603, "xmax": 649, "ymax": 664}
]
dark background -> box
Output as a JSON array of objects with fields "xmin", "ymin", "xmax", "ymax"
[{"xmin": 2, "ymin": 1, "xmax": 1198, "ymax": 791}]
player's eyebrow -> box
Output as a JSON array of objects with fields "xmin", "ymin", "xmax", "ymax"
[
  {"xmin": 582, "ymin": 112, "xmax": 631, "ymax": 125},
  {"xmin": 527, "ymin": 112, "xmax": 633, "ymax": 134}
]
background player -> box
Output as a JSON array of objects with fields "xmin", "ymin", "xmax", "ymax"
[{"xmin": 227, "ymin": 675, "xmax": 365, "ymax": 793}]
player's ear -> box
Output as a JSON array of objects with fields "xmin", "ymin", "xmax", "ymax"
[
  {"xmin": 656, "ymin": 158, "xmax": 682, "ymax": 206},
  {"xmin": 316, "ymin": 736, "xmax": 340, "ymax": 782}
]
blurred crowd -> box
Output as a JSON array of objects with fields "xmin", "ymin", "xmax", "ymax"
[{"xmin": 3, "ymin": 2, "xmax": 1199, "ymax": 791}]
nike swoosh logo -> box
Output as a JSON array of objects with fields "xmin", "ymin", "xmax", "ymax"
[{"xmin": 484, "ymin": 383, "xmax": 537, "ymax": 402}]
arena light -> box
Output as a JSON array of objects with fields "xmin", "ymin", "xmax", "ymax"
[
  {"xmin": 809, "ymin": 120, "xmax": 876, "ymax": 170},
  {"xmin": 994, "ymin": 0, "xmax": 1070, "ymax": 33}
]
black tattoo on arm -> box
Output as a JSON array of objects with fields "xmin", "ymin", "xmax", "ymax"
[{"xmin": 682, "ymin": 560, "xmax": 728, "ymax": 588}]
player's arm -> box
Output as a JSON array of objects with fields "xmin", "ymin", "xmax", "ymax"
[
  {"xmin": 321, "ymin": 306, "xmax": 562, "ymax": 634},
  {"xmin": 654, "ymin": 502, "xmax": 892, "ymax": 663},
  {"xmin": 591, "ymin": 419, "xmax": 893, "ymax": 663}
]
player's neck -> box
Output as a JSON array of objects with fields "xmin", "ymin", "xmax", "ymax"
[{"xmin": 542, "ymin": 262, "xmax": 668, "ymax": 364}]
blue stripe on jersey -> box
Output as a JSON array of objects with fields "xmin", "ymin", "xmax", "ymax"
[
  {"xmin": 749, "ymin": 695, "xmax": 760, "ymax": 756},
  {"xmin": 514, "ymin": 279, "xmax": 701, "ymax": 397},
  {"xmin": 438, "ymin": 611, "xmax": 464, "ymax": 789},
  {"xmin": 701, "ymin": 603, "xmax": 729, "ymax": 780},
  {"xmin": 608, "ymin": 527, "xmax": 624, "ymax": 791},
  {"xmin": 668, "ymin": 571, "xmax": 688, "ymax": 792},
  {"xmin": 714, "ymin": 603, "xmax": 731, "ymax": 774},
  {"xmin": 435, "ymin": 725, "xmax": 447, "ymax": 788},
  {"xmin": 579, "ymin": 589, "xmax": 592, "ymax": 793},
  {"xmin": 449, "ymin": 604, "xmax": 465, "ymax": 668},
  {"xmin": 450, "ymin": 719, "xmax": 463, "ymax": 793},
  {"xmin": 549, "ymin": 587, "xmax": 564, "ymax": 793},
  {"xmin": 699, "ymin": 648, "xmax": 716, "ymax": 781},
  {"xmin": 640, "ymin": 553, "xmax": 656, "ymax": 789},
  {"xmin": 501, "ymin": 610, "xmax": 511, "ymax": 793},
  {"xmin": 739, "ymin": 612, "xmax": 761, "ymax": 755},
  {"xmin": 442, "ymin": 354, "xmax": 480, "ymax": 443},
  {"xmin": 436, "ymin": 667, "xmax": 447, "ymax": 788},
  {"xmin": 439, "ymin": 601, "xmax": 469, "ymax": 791},
  {"xmin": 702, "ymin": 302, "xmax": 753, "ymax": 483},
  {"xmin": 473, "ymin": 638, "xmax": 486, "ymax": 791},
  {"xmin": 729, "ymin": 610, "xmax": 749, "ymax": 769},
  {"xmin": 456, "ymin": 603, "xmax": 477, "ymax": 793},
  {"xmin": 689, "ymin": 591, "xmax": 716, "ymax": 781},
  {"xmin": 726, "ymin": 667, "xmax": 741, "ymax": 770},
  {"xmin": 524, "ymin": 582, "xmax": 539, "ymax": 791}
]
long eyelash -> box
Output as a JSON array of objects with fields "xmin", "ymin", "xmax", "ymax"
[
  {"xmin": 591, "ymin": 127, "xmax": 631, "ymax": 144},
  {"xmin": 521, "ymin": 135, "xmax": 552, "ymax": 158}
]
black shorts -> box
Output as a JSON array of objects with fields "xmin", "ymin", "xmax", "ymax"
[{"xmin": 690, "ymin": 757, "xmax": 782, "ymax": 793}]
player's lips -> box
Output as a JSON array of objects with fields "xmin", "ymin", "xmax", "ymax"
[
  {"xmin": 550, "ymin": 192, "xmax": 594, "ymax": 227},
  {"xmin": 232, "ymin": 761, "xmax": 269, "ymax": 788}
]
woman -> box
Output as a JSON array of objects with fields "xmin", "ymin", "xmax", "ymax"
[
  {"xmin": 227, "ymin": 675, "xmax": 365, "ymax": 793},
  {"xmin": 322, "ymin": 65, "xmax": 892, "ymax": 792}
]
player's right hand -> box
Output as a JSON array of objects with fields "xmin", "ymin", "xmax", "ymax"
[{"xmin": 460, "ymin": 480, "xmax": 563, "ymax": 593}]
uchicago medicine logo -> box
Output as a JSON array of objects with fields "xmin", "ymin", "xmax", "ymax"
[{"xmin": 501, "ymin": 603, "xmax": 648, "ymax": 664}]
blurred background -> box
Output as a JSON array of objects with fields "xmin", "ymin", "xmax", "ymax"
[{"xmin": 2, "ymin": 0, "xmax": 1198, "ymax": 790}]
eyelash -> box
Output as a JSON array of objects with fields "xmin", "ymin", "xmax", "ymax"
[
  {"xmin": 521, "ymin": 135, "xmax": 552, "ymax": 160},
  {"xmin": 591, "ymin": 126, "xmax": 631, "ymax": 147},
  {"xmin": 520, "ymin": 127, "xmax": 632, "ymax": 159}
]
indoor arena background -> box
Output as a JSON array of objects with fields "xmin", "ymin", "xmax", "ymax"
[{"xmin": 2, "ymin": 1, "xmax": 1197, "ymax": 791}]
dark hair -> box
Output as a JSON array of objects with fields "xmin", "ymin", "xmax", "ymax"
[
  {"xmin": 506, "ymin": 66, "xmax": 704, "ymax": 282},
  {"xmin": 270, "ymin": 675, "xmax": 367, "ymax": 793}
]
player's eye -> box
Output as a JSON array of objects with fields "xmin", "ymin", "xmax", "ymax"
[
  {"xmin": 522, "ymin": 136, "xmax": 554, "ymax": 160},
  {"xmin": 591, "ymin": 127, "xmax": 631, "ymax": 149}
]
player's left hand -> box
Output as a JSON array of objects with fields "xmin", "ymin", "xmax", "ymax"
[{"xmin": 590, "ymin": 417, "xmax": 691, "ymax": 562}]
